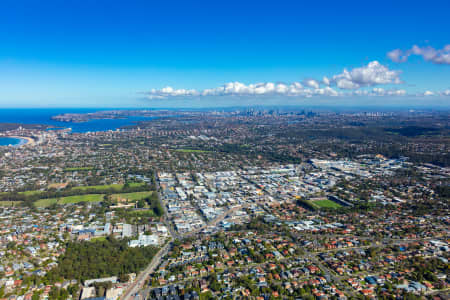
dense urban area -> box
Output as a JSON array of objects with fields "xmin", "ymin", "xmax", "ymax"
[{"xmin": 0, "ymin": 109, "xmax": 448, "ymax": 300}]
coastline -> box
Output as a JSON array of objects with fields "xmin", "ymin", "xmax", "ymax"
[{"xmin": 6, "ymin": 136, "xmax": 35, "ymax": 146}]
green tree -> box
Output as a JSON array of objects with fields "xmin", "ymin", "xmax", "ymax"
[{"xmin": 119, "ymin": 273, "xmax": 129, "ymax": 283}]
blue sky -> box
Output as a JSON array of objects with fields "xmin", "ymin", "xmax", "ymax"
[{"xmin": 0, "ymin": 0, "xmax": 449, "ymax": 108}]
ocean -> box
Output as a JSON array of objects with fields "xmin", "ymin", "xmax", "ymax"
[
  {"xmin": 0, "ymin": 137, "xmax": 27, "ymax": 146},
  {"xmin": 0, "ymin": 108, "xmax": 156, "ymax": 133}
]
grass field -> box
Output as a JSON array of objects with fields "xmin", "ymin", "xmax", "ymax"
[
  {"xmin": 311, "ymin": 199, "xmax": 342, "ymax": 209},
  {"xmin": 71, "ymin": 182, "xmax": 145, "ymax": 192},
  {"xmin": 64, "ymin": 167, "xmax": 94, "ymax": 171},
  {"xmin": 71, "ymin": 184, "xmax": 123, "ymax": 192},
  {"xmin": 11, "ymin": 184, "xmax": 121, "ymax": 200},
  {"xmin": 90, "ymin": 236, "xmax": 107, "ymax": 242},
  {"xmin": 127, "ymin": 182, "xmax": 146, "ymax": 188},
  {"xmin": 0, "ymin": 201, "xmax": 22, "ymax": 207},
  {"xmin": 174, "ymin": 149, "xmax": 211, "ymax": 153},
  {"xmin": 18, "ymin": 190, "xmax": 45, "ymax": 196},
  {"xmin": 12, "ymin": 182, "xmax": 149, "ymax": 208},
  {"xmin": 114, "ymin": 209, "xmax": 156, "ymax": 223},
  {"xmin": 110, "ymin": 191, "xmax": 153, "ymax": 202},
  {"xmin": 18, "ymin": 182, "xmax": 146, "ymax": 196},
  {"xmin": 35, "ymin": 194, "xmax": 104, "ymax": 207},
  {"xmin": 33, "ymin": 198, "xmax": 57, "ymax": 207}
]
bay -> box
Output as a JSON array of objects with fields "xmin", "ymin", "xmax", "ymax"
[
  {"xmin": 0, "ymin": 137, "xmax": 27, "ymax": 146},
  {"xmin": 0, "ymin": 108, "xmax": 155, "ymax": 133}
]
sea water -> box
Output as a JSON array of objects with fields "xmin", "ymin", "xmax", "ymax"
[
  {"xmin": 0, "ymin": 137, "xmax": 27, "ymax": 146},
  {"xmin": 0, "ymin": 108, "xmax": 156, "ymax": 133}
]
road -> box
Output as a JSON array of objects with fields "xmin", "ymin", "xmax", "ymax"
[
  {"xmin": 121, "ymin": 188, "xmax": 173, "ymax": 300},
  {"xmin": 121, "ymin": 241, "xmax": 172, "ymax": 300},
  {"xmin": 304, "ymin": 249, "xmax": 356, "ymax": 298},
  {"xmin": 180, "ymin": 204, "xmax": 248, "ymax": 239},
  {"xmin": 121, "ymin": 198, "xmax": 246, "ymax": 299},
  {"xmin": 119, "ymin": 175, "xmax": 444, "ymax": 299}
]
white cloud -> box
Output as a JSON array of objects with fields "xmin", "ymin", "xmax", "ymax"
[
  {"xmin": 387, "ymin": 49, "xmax": 409, "ymax": 63},
  {"xmin": 331, "ymin": 61, "xmax": 401, "ymax": 90},
  {"xmin": 336, "ymin": 77, "xmax": 360, "ymax": 89},
  {"xmin": 202, "ymin": 82, "xmax": 276, "ymax": 96},
  {"xmin": 143, "ymin": 61, "xmax": 450, "ymax": 101},
  {"xmin": 388, "ymin": 89, "xmax": 407, "ymax": 96},
  {"xmin": 387, "ymin": 44, "xmax": 450, "ymax": 65},
  {"xmin": 314, "ymin": 86, "xmax": 340, "ymax": 97},
  {"xmin": 202, "ymin": 81, "xmax": 336, "ymax": 97},
  {"xmin": 371, "ymin": 88, "xmax": 406, "ymax": 96},
  {"xmin": 145, "ymin": 83, "xmax": 449, "ymax": 100},
  {"xmin": 146, "ymin": 81, "xmax": 342, "ymax": 99},
  {"xmin": 303, "ymin": 79, "xmax": 320, "ymax": 89},
  {"xmin": 372, "ymin": 88, "xmax": 385, "ymax": 94},
  {"xmin": 146, "ymin": 86, "xmax": 199, "ymax": 99}
]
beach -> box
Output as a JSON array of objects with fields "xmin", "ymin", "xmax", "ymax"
[{"xmin": 5, "ymin": 136, "xmax": 35, "ymax": 146}]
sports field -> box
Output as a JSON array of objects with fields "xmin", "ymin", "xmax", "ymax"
[
  {"xmin": 71, "ymin": 182, "xmax": 145, "ymax": 192},
  {"xmin": 64, "ymin": 167, "xmax": 94, "ymax": 171},
  {"xmin": 174, "ymin": 149, "xmax": 211, "ymax": 153},
  {"xmin": 34, "ymin": 194, "xmax": 104, "ymax": 207},
  {"xmin": 0, "ymin": 201, "xmax": 22, "ymax": 207},
  {"xmin": 110, "ymin": 191, "xmax": 154, "ymax": 202},
  {"xmin": 19, "ymin": 190, "xmax": 45, "ymax": 196},
  {"xmin": 311, "ymin": 199, "xmax": 342, "ymax": 209}
]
